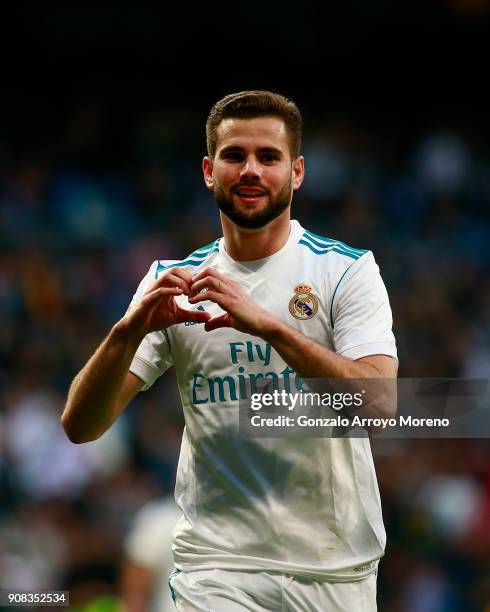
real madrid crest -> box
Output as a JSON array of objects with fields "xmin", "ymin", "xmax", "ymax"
[{"xmin": 289, "ymin": 283, "xmax": 319, "ymax": 320}]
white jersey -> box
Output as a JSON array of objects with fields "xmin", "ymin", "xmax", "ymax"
[{"xmin": 129, "ymin": 220, "xmax": 397, "ymax": 582}]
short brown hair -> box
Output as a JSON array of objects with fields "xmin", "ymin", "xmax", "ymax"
[{"xmin": 206, "ymin": 90, "xmax": 302, "ymax": 159}]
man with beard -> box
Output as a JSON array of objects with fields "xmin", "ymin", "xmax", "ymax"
[{"xmin": 62, "ymin": 91, "xmax": 398, "ymax": 611}]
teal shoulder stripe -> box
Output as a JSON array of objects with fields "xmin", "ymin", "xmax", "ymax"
[
  {"xmin": 192, "ymin": 239, "xmax": 220, "ymax": 255},
  {"xmin": 330, "ymin": 247, "xmax": 361, "ymax": 259},
  {"xmin": 330, "ymin": 266, "xmax": 353, "ymax": 328},
  {"xmin": 155, "ymin": 260, "xmax": 165, "ymax": 278},
  {"xmin": 303, "ymin": 230, "xmax": 367, "ymax": 256},
  {"xmin": 155, "ymin": 247, "xmax": 219, "ymax": 278},
  {"xmin": 196, "ymin": 238, "xmax": 220, "ymax": 251},
  {"xmin": 299, "ymin": 239, "xmax": 360, "ymax": 260},
  {"xmin": 304, "ymin": 235, "xmax": 366, "ymax": 257},
  {"xmin": 186, "ymin": 249, "xmax": 217, "ymax": 260},
  {"xmin": 165, "ymin": 253, "xmax": 219, "ymax": 269}
]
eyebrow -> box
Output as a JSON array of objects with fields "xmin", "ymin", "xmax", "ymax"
[{"xmin": 219, "ymin": 145, "xmax": 283, "ymax": 156}]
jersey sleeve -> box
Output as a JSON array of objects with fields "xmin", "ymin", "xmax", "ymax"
[
  {"xmin": 128, "ymin": 261, "xmax": 174, "ymax": 390},
  {"xmin": 331, "ymin": 251, "xmax": 398, "ymax": 363}
]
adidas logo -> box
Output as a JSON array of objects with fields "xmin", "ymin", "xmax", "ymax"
[{"xmin": 185, "ymin": 305, "xmax": 206, "ymax": 326}]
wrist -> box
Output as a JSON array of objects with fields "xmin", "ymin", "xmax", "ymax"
[
  {"xmin": 260, "ymin": 315, "xmax": 286, "ymax": 343},
  {"xmin": 111, "ymin": 317, "xmax": 147, "ymax": 348}
]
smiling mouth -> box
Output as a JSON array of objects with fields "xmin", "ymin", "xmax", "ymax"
[
  {"xmin": 234, "ymin": 189, "xmax": 267, "ymax": 202},
  {"xmin": 235, "ymin": 195, "xmax": 266, "ymax": 206}
]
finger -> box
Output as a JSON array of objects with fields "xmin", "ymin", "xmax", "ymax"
[
  {"xmin": 189, "ymin": 277, "xmax": 229, "ymax": 297},
  {"xmin": 156, "ymin": 266, "xmax": 194, "ymax": 284},
  {"xmin": 174, "ymin": 306, "xmax": 212, "ymax": 325},
  {"xmin": 188, "ymin": 290, "xmax": 230, "ymax": 310},
  {"xmin": 140, "ymin": 286, "xmax": 183, "ymax": 308},
  {"xmin": 151, "ymin": 272, "xmax": 191, "ymax": 294},
  {"xmin": 187, "ymin": 290, "xmax": 226, "ymax": 306},
  {"xmin": 204, "ymin": 313, "xmax": 231, "ymax": 331},
  {"xmin": 191, "ymin": 267, "xmax": 231, "ymax": 285},
  {"xmin": 168, "ymin": 267, "xmax": 194, "ymax": 284},
  {"xmin": 190, "ymin": 267, "xmax": 216, "ymax": 284}
]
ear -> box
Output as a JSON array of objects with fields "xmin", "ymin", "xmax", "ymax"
[
  {"xmin": 292, "ymin": 156, "xmax": 305, "ymax": 191},
  {"xmin": 202, "ymin": 156, "xmax": 214, "ymax": 190}
]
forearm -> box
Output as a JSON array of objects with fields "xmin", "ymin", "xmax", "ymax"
[
  {"xmin": 262, "ymin": 319, "xmax": 380, "ymax": 379},
  {"xmin": 62, "ymin": 320, "xmax": 144, "ymax": 443},
  {"xmin": 261, "ymin": 319, "xmax": 397, "ymax": 420}
]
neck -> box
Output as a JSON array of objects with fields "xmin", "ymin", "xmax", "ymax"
[{"xmin": 221, "ymin": 210, "xmax": 292, "ymax": 262}]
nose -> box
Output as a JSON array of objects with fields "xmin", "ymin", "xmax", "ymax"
[{"xmin": 240, "ymin": 155, "xmax": 261, "ymax": 181}]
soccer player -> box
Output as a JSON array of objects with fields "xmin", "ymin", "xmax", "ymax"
[{"xmin": 62, "ymin": 91, "xmax": 398, "ymax": 611}]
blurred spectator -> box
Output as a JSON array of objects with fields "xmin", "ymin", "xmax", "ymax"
[
  {"xmin": 121, "ymin": 496, "xmax": 181, "ymax": 612},
  {"xmin": 401, "ymin": 561, "xmax": 461, "ymax": 612}
]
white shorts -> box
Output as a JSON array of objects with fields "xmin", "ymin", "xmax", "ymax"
[{"xmin": 168, "ymin": 567, "xmax": 377, "ymax": 611}]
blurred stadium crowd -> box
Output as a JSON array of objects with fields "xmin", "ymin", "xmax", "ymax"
[{"xmin": 1, "ymin": 104, "xmax": 490, "ymax": 611}]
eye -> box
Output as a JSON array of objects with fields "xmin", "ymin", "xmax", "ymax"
[
  {"xmin": 260, "ymin": 153, "xmax": 279, "ymax": 164},
  {"xmin": 223, "ymin": 151, "xmax": 243, "ymax": 162}
]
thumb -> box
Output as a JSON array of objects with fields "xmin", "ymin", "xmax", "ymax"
[
  {"xmin": 204, "ymin": 313, "xmax": 231, "ymax": 332},
  {"xmin": 175, "ymin": 306, "xmax": 211, "ymax": 325}
]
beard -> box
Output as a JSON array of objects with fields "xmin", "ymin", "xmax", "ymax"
[{"xmin": 214, "ymin": 177, "xmax": 292, "ymax": 230}]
